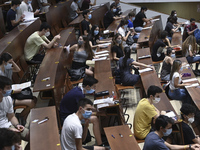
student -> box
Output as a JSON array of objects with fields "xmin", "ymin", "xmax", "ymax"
[
  {"xmin": 143, "ymin": 115, "xmax": 200, "ymax": 150},
  {"xmin": 111, "ymin": 0, "xmax": 121, "ymax": 16},
  {"xmin": 133, "ymin": 85, "xmax": 162, "ymax": 140},
  {"xmin": 0, "ymin": 128, "xmax": 21, "ymax": 150},
  {"xmin": 17, "ymin": 0, "xmax": 40, "ymax": 20},
  {"xmin": 151, "ymin": 30, "xmax": 171, "ymax": 62},
  {"xmin": 127, "ymin": 12, "xmax": 139, "ymax": 39},
  {"xmin": 133, "ymin": 6, "xmax": 152, "ymax": 32},
  {"xmin": 165, "ymin": 16, "xmax": 180, "ymax": 41},
  {"xmin": 180, "ymin": 104, "xmax": 200, "ymax": 145},
  {"xmin": 167, "ymin": 10, "xmax": 177, "ymax": 23},
  {"xmin": 88, "ymin": 25, "xmax": 111, "ymax": 49},
  {"xmin": 186, "ymin": 18, "xmax": 198, "ymax": 36},
  {"xmin": 103, "ymin": 3, "xmax": 122, "ymax": 29},
  {"xmin": 6, "ymin": 0, "xmax": 24, "ymax": 31},
  {"xmin": 182, "ymin": 35, "xmax": 200, "ymax": 76},
  {"xmin": 81, "ymin": 10, "xmax": 92, "ymax": 35},
  {"xmin": 160, "ymin": 47, "xmax": 173, "ymax": 81},
  {"xmin": 38, "ymin": 0, "xmax": 50, "ymax": 13},
  {"xmin": 0, "ymin": 76, "xmax": 29, "ymax": 141},
  {"xmin": 61, "ymin": 98, "xmax": 105, "ymax": 150},
  {"xmin": 24, "ymin": 22, "xmax": 61, "ymax": 63},
  {"xmin": 80, "ymin": 0, "xmax": 96, "ymax": 11},
  {"xmin": 168, "ymin": 60, "xmax": 192, "ymax": 104},
  {"xmin": 60, "ymin": 76, "xmax": 103, "ymax": 146},
  {"xmin": 0, "ymin": 53, "xmax": 37, "ymax": 121},
  {"xmin": 119, "ymin": 47, "xmax": 153, "ymax": 86},
  {"xmin": 67, "ymin": 35, "xmax": 94, "ymax": 76},
  {"xmin": 70, "ymin": 0, "xmax": 83, "ymax": 21}
]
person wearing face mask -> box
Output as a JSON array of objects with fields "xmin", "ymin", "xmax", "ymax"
[
  {"xmin": 61, "ymin": 98, "xmax": 106, "ymax": 150},
  {"xmin": 180, "ymin": 104, "xmax": 200, "ymax": 145},
  {"xmin": 0, "ymin": 76, "xmax": 29, "ymax": 143},
  {"xmin": 186, "ymin": 18, "xmax": 198, "ymax": 36},
  {"xmin": 133, "ymin": 85, "xmax": 163, "ymax": 140},
  {"xmin": 167, "ymin": 10, "xmax": 177, "ymax": 24},
  {"xmin": 80, "ymin": 0, "xmax": 96, "ymax": 11},
  {"xmin": 133, "ymin": 6, "xmax": 153, "ymax": 32},
  {"xmin": 143, "ymin": 115, "xmax": 200, "ymax": 150},
  {"xmin": 111, "ymin": 0, "xmax": 122, "ymax": 16},
  {"xmin": 24, "ymin": 22, "xmax": 61, "ymax": 63},
  {"xmin": 81, "ymin": 10, "xmax": 92, "ymax": 35},
  {"xmin": 6, "ymin": 0, "xmax": 25, "ymax": 31},
  {"xmin": 70, "ymin": 0, "xmax": 83, "ymax": 21},
  {"xmin": 168, "ymin": 60, "xmax": 192, "ymax": 104},
  {"xmin": 127, "ymin": 12, "xmax": 139, "ymax": 40}
]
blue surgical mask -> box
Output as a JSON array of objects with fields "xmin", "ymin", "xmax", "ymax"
[
  {"xmin": 16, "ymin": 6, "xmax": 19, "ymax": 10},
  {"xmin": 113, "ymin": 9, "xmax": 117, "ymax": 13},
  {"xmin": 124, "ymin": 25, "xmax": 128, "ymax": 28},
  {"xmin": 4, "ymin": 63, "xmax": 12, "ymax": 70},
  {"xmin": 78, "ymin": 40, "xmax": 84, "ymax": 46},
  {"xmin": 82, "ymin": 110, "xmax": 92, "ymax": 119},
  {"xmin": 94, "ymin": 30, "xmax": 99, "ymax": 36},
  {"xmin": 180, "ymin": 66, "xmax": 183, "ymax": 72},
  {"xmin": 88, "ymin": 14, "xmax": 92, "ymax": 20},
  {"xmin": 77, "ymin": 0, "xmax": 81, "ymax": 3},
  {"xmin": 28, "ymin": 1, "xmax": 32, "ymax": 4},
  {"xmin": 86, "ymin": 89, "xmax": 95, "ymax": 94},
  {"xmin": 3, "ymin": 89, "xmax": 12, "ymax": 97},
  {"xmin": 132, "ymin": 17, "xmax": 135, "ymax": 21},
  {"xmin": 171, "ymin": 53, "xmax": 176, "ymax": 59},
  {"xmin": 163, "ymin": 128, "xmax": 172, "ymax": 136}
]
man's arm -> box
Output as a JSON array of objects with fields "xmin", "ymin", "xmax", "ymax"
[
  {"xmin": 82, "ymin": 120, "xmax": 89, "ymax": 142},
  {"xmin": 165, "ymin": 142, "xmax": 200, "ymax": 150},
  {"xmin": 75, "ymin": 138, "xmax": 88, "ymax": 150},
  {"xmin": 42, "ymin": 34, "xmax": 60, "ymax": 49},
  {"xmin": 11, "ymin": 15, "xmax": 24, "ymax": 27}
]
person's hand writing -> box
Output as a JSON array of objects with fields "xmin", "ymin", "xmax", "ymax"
[
  {"xmin": 191, "ymin": 144, "xmax": 200, "ymax": 150},
  {"xmin": 54, "ymin": 34, "xmax": 61, "ymax": 40},
  {"xmin": 16, "ymin": 125, "xmax": 24, "ymax": 132}
]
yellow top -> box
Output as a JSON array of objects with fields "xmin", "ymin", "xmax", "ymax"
[{"xmin": 133, "ymin": 98, "xmax": 157, "ymax": 139}]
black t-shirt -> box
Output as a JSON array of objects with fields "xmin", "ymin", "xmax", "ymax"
[
  {"xmin": 182, "ymin": 121, "xmax": 195, "ymax": 145},
  {"xmin": 133, "ymin": 11, "xmax": 146, "ymax": 28},
  {"xmin": 104, "ymin": 10, "xmax": 114, "ymax": 29},
  {"xmin": 111, "ymin": 45, "xmax": 124, "ymax": 58},
  {"xmin": 88, "ymin": 34, "xmax": 99, "ymax": 46},
  {"xmin": 80, "ymin": 0, "xmax": 90, "ymax": 10},
  {"xmin": 165, "ymin": 22, "xmax": 173, "ymax": 37},
  {"xmin": 81, "ymin": 19, "xmax": 90, "ymax": 35},
  {"xmin": 6, "ymin": 9, "xmax": 17, "ymax": 31},
  {"xmin": 151, "ymin": 39, "xmax": 166, "ymax": 61}
]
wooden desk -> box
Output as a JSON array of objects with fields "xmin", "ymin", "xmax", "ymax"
[
  {"xmin": 104, "ymin": 125, "xmax": 141, "ymax": 150},
  {"xmin": 30, "ymin": 106, "xmax": 61, "ymax": 150},
  {"xmin": 171, "ymin": 32, "xmax": 183, "ymax": 57}
]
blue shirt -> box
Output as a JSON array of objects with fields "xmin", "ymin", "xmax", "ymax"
[
  {"xmin": 143, "ymin": 132, "xmax": 169, "ymax": 150},
  {"xmin": 128, "ymin": 19, "xmax": 134, "ymax": 29},
  {"xmin": 60, "ymin": 87, "xmax": 84, "ymax": 122},
  {"xmin": 7, "ymin": 9, "xmax": 17, "ymax": 31}
]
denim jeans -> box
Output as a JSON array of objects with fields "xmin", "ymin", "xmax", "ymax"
[
  {"xmin": 161, "ymin": 74, "xmax": 170, "ymax": 81},
  {"xmin": 186, "ymin": 56, "xmax": 200, "ymax": 70},
  {"xmin": 168, "ymin": 88, "xmax": 192, "ymax": 104},
  {"xmin": 135, "ymin": 27, "xmax": 143, "ymax": 32}
]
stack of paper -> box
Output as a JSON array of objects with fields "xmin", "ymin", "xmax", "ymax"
[
  {"xmin": 12, "ymin": 81, "xmax": 31, "ymax": 90},
  {"xmin": 182, "ymin": 78, "xmax": 198, "ymax": 83},
  {"xmin": 142, "ymin": 26, "xmax": 153, "ymax": 30},
  {"xmin": 185, "ymin": 83, "xmax": 199, "ymax": 88},
  {"xmin": 23, "ymin": 11, "xmax": 37, "ymax": 22},
  {"xmin": 94, "ymin": 97, "xmax": 114, "ymax": 105},
  {"xmin": 92, "ymin": 57, "xmax": 107, "ymax": 61},
  {"xmin": 95, "ymin": 50, "xmax": 109, "ymax": 55},
  {"xmin": 138, "ymin": 68, "xmax": 153, "ymax": 74},
  {"xmin": 165, "ymin": 111, "xmax": 177, "ymax": 121},
  {"xmin": 97, "ymin": 103, "xmax": 109, "ymax": 110},
  {"xmin": 95, "ymin": 53, "xmax": 109, "ymax": 57}
]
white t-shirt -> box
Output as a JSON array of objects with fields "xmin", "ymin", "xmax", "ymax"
[
  {"xmin": 169, "ymin": 72, "xmax": 181, "ymax": 90},
  {"xmin": 70, "ymin": 2, "xmax": 78, "ymax": 20},
  {"xmin": 61, "ymin": 113, "xmax": 82, "ymax": 150},
  {"xmin": 118, "ymin": 27, "xmax": 125, "ymax": 37},
  {"xmin": 0, "ymin": 96, "xmax": 13, "ymax": 128},
  {"xmin": 17, "ymin": 1, "xmax": 33, "ymax": 20}
]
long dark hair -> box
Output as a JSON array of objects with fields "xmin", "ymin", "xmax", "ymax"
[
  {"xmin": 88, "ymin": 25, "xmax": 99, "ymax": 42},
  {"xmin": 122, "ymin": 47, "xmax": 131, "ymax": 68},
  {"xmin": 0, "ymin": 53, "xmax": 12, "ymax": 65},
  {"xmin": 111, "ymin": 33, "xmax": 123, "ymax": 52},
  {"xmin": 170, "ymin": 59, "xmax": 182, "ymax": 80}
]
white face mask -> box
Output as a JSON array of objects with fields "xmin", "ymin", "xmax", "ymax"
[
  {"xmin": 45, "ymin": 31, "xmax": 50, "ymax": 37},
  {"xmin": 4, "ymin": 63, "xmax": 12, "ymax": 69},
  {"xmin": 188, "ymin": 116, "xmax": 195, "ymax": 124},
  {"xmin": 174, "ymin": 14, "xmax": 177, "ymax": 16},
  {"xmin": 153, "ymin": 97, "xmax": 160, "ymax": 104}
]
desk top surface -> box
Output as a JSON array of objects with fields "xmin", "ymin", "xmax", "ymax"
[
  {"xmin": 30, "ymin": 106, "xmax": 61, "ymax": 150},
  {"xmin": 171, "ymin": 32, "xmax": 182, "ymax": 46},
  {"xmin": 104, "ymin": 125, "xmax": 141, "ymax": 150}
]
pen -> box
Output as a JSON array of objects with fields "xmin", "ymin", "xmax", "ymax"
[
  {"xmin": 119, "ymin": 133, "xmax": 123, "ymax": 138},
  {"xmin": 111, "ymin": 135, "xmax": 115, "ymax": 139},
  {"xmin": 38, "ymin": 117, "xmax": 49, "ymax": 124}
]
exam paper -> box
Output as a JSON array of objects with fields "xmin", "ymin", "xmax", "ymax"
[
  {"xmin": 139, "ymin": 68, "xmax": 153, "ymax": 73},
  {"xmin": 95, "ymin": 50, "xmax": 109, "ymax": 55},
  {"xmin": 97, "ymin": 103, "xmax": 109, "ymax": 110},
  {"xmin": 12, "ymin": 81, "xmax": 31, "ymax": 90},
  {"xmin": 185, "ymin": 83, "xmax": 199, "ymax": 88},
  {"xmin": 95, "ymin": 53, "xmax": 109, "ymax": 57},
  {"xmin": 142, "ymin": 26, "xmax": 153, "ymax": 30},
  {"xmin": 138, "ymin": 55, "xmax": 151, "ymax": 59},
  {"xmin": 182, "ymin": 78, "xmax": 198, "ymax": 83},
  {"xmin": 23, "ymin": 11, "xmax": 36, "ymax": 22},
  {"xmin": 94, "ymin": 97, "xmax": 114, "ymax": 105},
  {"xmin": 65, "ymin": 45, "xmax": 70, "ymax": 53},
  {"xmin": 92, "ymin": 57, "xmax": 107, "ymax": 61}
]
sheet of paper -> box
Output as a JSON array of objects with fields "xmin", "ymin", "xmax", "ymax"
[
  {"xmin": 185, "ymin": 83, "xmax": 199, "ymax": 88},
  {"xmin": 138, "ymin": 55, "xmax": 151, "ymax": 59},
  {"xmin": 152, "ymin": 18, "xmax": 159, "ymax": 21},
  {"xmin": 165, "ymin": 111, "xmax": 176, "ymax": 118},
  {"xmin": 92, "ymin": 57, "xmax": 107, "ymax": 61},
  {"xmin": 95, "ymin": 50, "xmax": 109, "ymax": 55},
  {"xmin": 138, "ymin": 68, "xmax": 153, "ymax": 74},
  {"xmin": 95, "ymin": 53, "xmax": 109, "ymax": 57},
  {"xmin": 94, "ymin": 97, "xmax": 114, "ymax": 105},
  {"xmin": 23, "ymin": 11, "xmax": 36, "ymax": 22},
  {"xmin": 142, "ymin": 26, "xmax": 153, "ymax": 30},
  {"xmin": 182, "ymin": 78, "xmax": 198, "ymax": 83},
  {"xmin": 12, "ymin": 81, "xmax": 31, "ymax": 90},
  {"xmin": 98, "ymin": 43, "xmax": 111, "ymax": 46},
  {"xmin": 97, "ymin": 103, "xmax": 109, "ymax": 110},
  {"xmin": 66, "ymin": 45, "xmax": 70, "ymax": 53}
]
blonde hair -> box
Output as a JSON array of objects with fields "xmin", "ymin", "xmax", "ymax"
[
  {"xmin": 182, "ymin": 35, "xmax": 197, "ymax": 56},
  {"xmin": 170, "ymin": 60, "xmax": 182, "ymax": 80}
]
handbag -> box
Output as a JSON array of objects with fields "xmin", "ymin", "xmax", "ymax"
[
  {"xmin": 68, "ymin": 67, "xmax": 85, "ymax": 81},
  {"xmin": 11, "ymin": 87, "xmax": 33, "ymax": 100}
]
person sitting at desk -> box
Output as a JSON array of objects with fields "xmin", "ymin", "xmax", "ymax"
[
  {"xmin": 61, "ymin": 98, "xmax": 105, "ymax": 150},
  {"xmin": 127, "ymin": 12, "xmax": 139, "ymax": 40},
  {"xmin": 182, "ymin": 35, "xmax": 200, "ymax": 76},
  {"xmin": 111, "ymin": 0, "xmax": 122, "ymax": 16},
  {"xmin": 165, "ymin": 16, "xmax": 181, "ymax": 41},
  {"xmin": 161, "ymin": 47, "xmax": 174, "ymax": 81},
  {"xmin": 38, "ymin": 0, "xmax": 50, "ymax": 13},
  {"xmin": 0, "ymin": 53, "xmax": 37, "ymax": 122},
  {"xmin": 134, "ymin": 85, "xmax": 162, "ymax": 140},
  {"xmin": 24, "ymin": 22, "xmax": 61, "ymax": 63},
  {"xmin": 133, "ymin": 6, "xmax": 152, "ymax": 32},
  {"xmin": 70, "ymin": 0, "xmax": 83, "ymax": 21},
  {"xmin": 0, "ymin": 76, "xmax": 29, "ymax": 142},
  {"xmin": 81, "ymin": 10, "xmax": 92, "ymax": 35},
  {"xmin": 60, "ymin": 76, "xmax": 103, "ymax": 146},
  {"xmin": 0, "ymin": 128, "xmax": 22, "ymax": 150},
  {"xmin": 80, "ymin": 0, "xmax": 96, "ymax": 11},
  {"xmin": 68, "ymin": 35, "xmax": 94, "ymax": 76},
  {"xmin": 119, "ymin": 47, "xmax": 153, "ymax": 86},
  {"xmin": 143, "ymin": 115, "xmax": 200, "ymax": 150},
  {"xmin": 88, "ymin": 25, "xmax": 111, "ymax": 50},
  {"xmin": 168, "ymin": 60, "xmax": 192, "ymax": 104},
  {"xmin": 167, "ymin": 10, "xmax": 177, "ymax": 23},
  {"xmin": 180, "ymin": 104, "xmax": 200, "ymax": 145},
  {"xmin": 186, "ymin": 18, "xmax": 198, "ymax": 36},
  {"xmin": 151, "ymin": 30, "xmax": 171, "ymax": 62},
  {"xmin": 103, "ymin": 3, "xmax": 122, "ymax": 29},
  {"xmin": 6, "ymin": 0, "xmax": 25, "ymax": 32}
]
